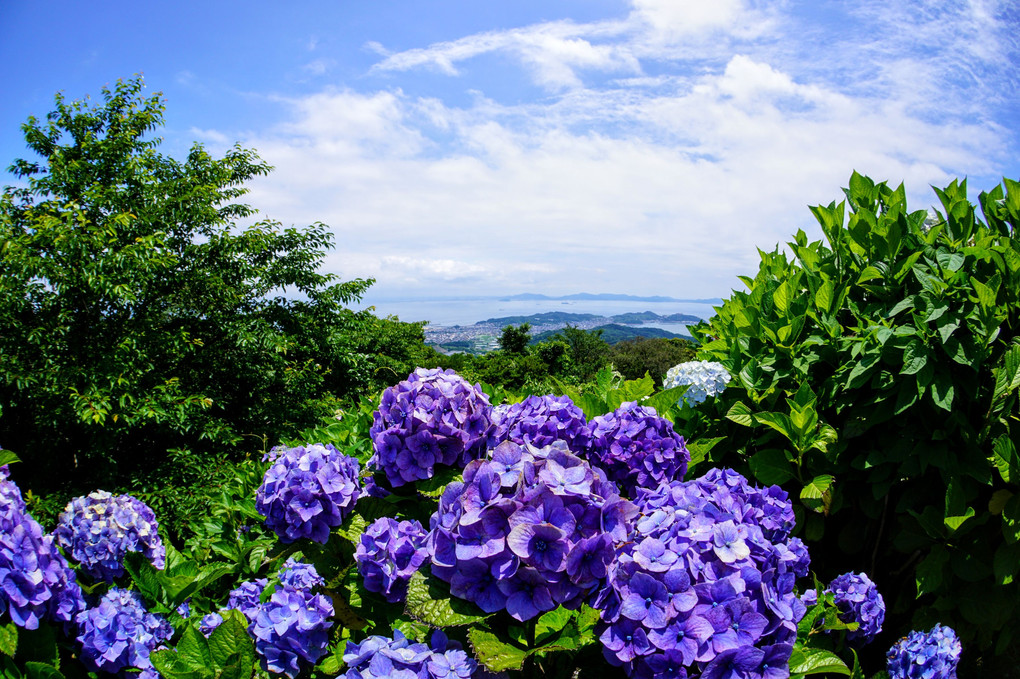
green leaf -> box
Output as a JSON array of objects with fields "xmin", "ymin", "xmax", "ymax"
[
  {"xmin": 931, "ymin": 373, "xmax": 955, "ymax": 411},
  {"xmin": 788, "ymin": 648, "xmax": 851, "ymax": 675},
  {"xmin": 774, "ymin": 280, "xmax": 793, "ymax": 313},
  {"xmin": 857, "ymin": 266, "xmax": 884, "ymax": 284},
  {"xmin": 753, "ymin": 412, "xmax": 795, "ymax": 441},
  {"xmin": 0, "ymin": 451, "xmax": 20, "ymax": 467},
  {"xmin": 900, "ymin": 342, "xmax": 927, "ymax": 375},
  {"xmin": 535, "ymin": 607, "xmax": 573, "ymax": 643},
  {"xmin": 23, "ymin": 663, "xmax": 64, "ymax": 679},
  {"xmin": 800, "ymin": 475, "xmax": 834, "ymax": 514},
  {"xmin": 886, "ymin": 295, "xmax": 915, "ymax": 318},
  {"xmin": 176, "ymin": 626, "xmax": 211, "ymax": 670},
  {"xmin": 749, "ymin": 449, "xmax": 794, "ymax": 485},
  {"xmin": 992, "ymin": 436, "xmax": 1019, "ymax": 484},
  {"xmin": 815, "ymin": 279, "xmax": 834, "ymax": 314},
  {"xmin": 467, "ymin": 629, "xmax": 527, "ymax": 673},
  {"xmin": 0, "ymin": 623, "xmax": 16, "ymax": 657},
  {"xmin": 417, "ymin": 466, "xmax": 462, "ymax": 498},
  {"xmin": 972, "ymin": 275, "xmax": 999, "ymax": 308},
  {"xmin": 916, "ymin": 545, "xmax": 948, "ymax": 596},
  {"xmin": 944, "ymin": 507, "xmax": 975, "ymax": 533},
  {"xmin": 725, "ymin": 401, "xmax": 755, "ymax": 427},
  {"xmin": 208, "ymin": 610, "xmax": 254, "ymax": 672},
  {"xmin": 404, "ymin": 570, "xmax": 491, "ymax": 627}
]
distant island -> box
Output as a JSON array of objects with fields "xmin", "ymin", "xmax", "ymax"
[
  {"xmin": 479, "ymin": 311, "xmax": 702, "ymax": 326},
  {"xmin": 530, "ymin": 324, "xmax": 691, "ymax": 345}
]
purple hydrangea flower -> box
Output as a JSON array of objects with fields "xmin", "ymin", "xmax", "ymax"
[
  {"xmin": 356, "ymin": 517, "xmax": 430, "ymax": 602},
  {"xmin": 826, "ymin": 571, "xmax": 885, "ymax": 645},
  {"xmin": 588, "ymin": 401, "xmax": 690, "ymax": 497},
  {"xmin": 663, "ymin": 361, "xmax": 732, "ymax": 407},
  {"xmin": 887, "ymin": 624, "xmax": 962, "ymax": 679},
  {"xmin": 429, "ymin": 440, "xmax": 635, "ymax": 621},
  {"xmin": 256, "ymin": 443, "xmax": 361, "ymax": 544},
  {"xmin": 199, "ymin": 612, "xmax": 224, "ymax": 636},
  {"xmin": 343, "ymin": 629, "xmax": 477, "ymax": 679},
  {"xmin": 76, "ymin": 588, "xmax": 172, "ymax": 675},
  {"xmin": 54, "ymin": 490, "xmax": 165, "ymax": 582},
  {"xmin": 0, "ymin": 466, "xmax": 85, "ymax": 629},
  {"xmin": 489, "ymin": 395, "xmax": 590, "ymax": 454},
  {"xmin": 369, "ymin": 368, "xmax": 494, "ymax": 487},
  {"xmin": 229, "ymin": 559, "xmax": 334, "ymax": 679},
  {"xmin": 596, "ymin": 467, "xmax": 808, "ymax": 678}
]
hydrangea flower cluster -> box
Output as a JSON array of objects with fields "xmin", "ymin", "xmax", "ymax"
[
  {"xmin": 663, "ymin": 361, "xmax": 732, "ymax": 407},
  {"xmin": 256, "ymin": 443, "xmax": 362, "ymax": 544},
  {"xmin": 76, "ymin": 588, "xmax": 172, "ymax": 675},
  {"xmin": 343, "ymin": 629, "xmax": 477, "ymax": 679},
  {"xmin": 355, "ymin": 517, "xmax": 430, "ymax": 603},
  {"xmin": 595, "ymin": 468, "xmax": 809, "ymax": 679},
  {"xmin": 886, "ymin": 624, "xmax": 962, "ymax": 679},
  {"xmin": 429, "ymin": 440, "xmax": 635, "ymax": 621},
  {"xmin": 489, "ymin": 394, "xmax": 591, "ymax": 454},
  {"xmin": 588, "ymin": 401, "xmax": 690, "ymax": 498},
  {"xmin": 226, "ymin": 558, "xmax": 334, "ymax": 678},
  {"xmin": 369, "ymin": 368, "xmax": 494, "ymax": 487},
  {"xmin": 54, "ymin": 490, "xmax": 165, "ymax": 581},
  {"xmin": 0, "ymin": 465, "xmax": 84, "ymax": 629},
  {"xmin": 825, "ymin": 572, "xmax": 885, "ymax": 645}
]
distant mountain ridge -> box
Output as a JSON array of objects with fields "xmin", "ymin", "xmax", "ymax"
[{"xmin": 499, "ymin": 292, "xmax": 722, "ymax": 304}]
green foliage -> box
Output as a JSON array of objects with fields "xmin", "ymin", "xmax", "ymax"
[
  {"xmin": 686, "ymin": 173, "xmax": 1020, "ymax": 662},
  {"xmin": 150, "ymin": 610, "xmax": 256, "ymax": 679},
  {"xmin": 498, "ymin": 323, "xmax": 532, "ymax": 354},
  {"xmin": 0, "ymin": 77, "xmax": 440, "ymax": 510},
  {"xmin": 552, "ymin": 326, "xmax": 611, "ymax": 382},
  {"xmin": 610, "ymin": 337, "xmax": 697, "ymax": 386}
]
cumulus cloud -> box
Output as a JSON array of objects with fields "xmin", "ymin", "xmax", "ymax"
[{"xmin": 230, "ymin": 0, "xmax": 1014, "ymax": 300}]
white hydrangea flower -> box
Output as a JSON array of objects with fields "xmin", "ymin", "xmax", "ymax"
[{"xmin": 663, "ymin": 361, "xmax": 732, "ymax": 407}]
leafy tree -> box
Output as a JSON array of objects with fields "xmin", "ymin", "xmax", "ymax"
[
  {"xmin": 0, "ymin": 77, "xmax": 396, "ymax": 496},
  {"xmin": 610, "ymin": 337, "xmax": 696, "ymax": 386},
  {"xmin": 556, "ymin": 326, "xmax": 611, "ymax": 381},
  {"xmin": 498, "ymin": 323, "xmax": 531, "ymax": 354}
]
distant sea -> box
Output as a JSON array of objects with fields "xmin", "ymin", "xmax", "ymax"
[{"xmin": 352, "ymin": 297, "xmax": 722, "ymax": 329}]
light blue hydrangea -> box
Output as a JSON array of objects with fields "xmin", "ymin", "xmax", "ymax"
[
  {"xmin": 663, "ymin": 361, "xmax": 732, "ymax": 407},
  {"xmin": 54, "ymin": 490, "xmax": 165, "ymax": 581}
]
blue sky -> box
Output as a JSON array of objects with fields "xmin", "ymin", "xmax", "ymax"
[{"xmin": 2, "ymin": 1, "xmax": 1018, "ymax": 303}]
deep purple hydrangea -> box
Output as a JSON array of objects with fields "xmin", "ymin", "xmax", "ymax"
[
  {"xmin": 199, "ymin": 612, "xmax": 223, "ymax": 636},
  {"xmin": 370, "ymin": 368, "xmax": 494, "ymax": 487},
  {"xmin": 489, "ymin": 395, "xmax": 591, "ymax": 454},
  {"xmin": 227, "ymin": 558, "xmax": 333, "ymax": 678},
  {"xmin": 0, "ymin": 465, "xmax": 85, "ymax": 629},
  {"xmin": 356, "ymin": 517, "xmax": 430, "ymax": 603},
  {"xmin": 887, "ymin": 624, "xmax": 962, "ymax": 679},
  {"xmin": 588, "ymin": 401, "xmax": 690, "ymax": 497},
  {"xmin": 595, "ymin": 467, "xmax": 809, "ymax": 679},
  {"xmin": 54, "ymin": 490, "xmax": 165, "ymax": 581},
  {"xmin": 826, "ymin": 572, "xmax": 885, "ymax": 645},
  {"xmin": 76, "ymin": 588, "xmax": 172, "ymax": 675},
  {"xmin": 429, "ymin": 440, "xmax": 636, "ymax": 621},
  {"xmin": 256, "ymin": 443, "xmax": 362, "ymax": 544},
  {"xmin": 343, "ymin": 629, "xmax": 477, "ymax": 679}
]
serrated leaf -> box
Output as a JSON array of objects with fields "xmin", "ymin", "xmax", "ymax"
[
  {"xmin": 23, "ymin": 662, "xmax": 64, "ymax": 679},
  {"xmin": 753, "ymin": 412, "xmax": 795, "ymax": 441},
  {"xmin": 644, "ymin": 385, "xmax": 689, "ymax": 415},
  {"xmin": 208, "ymin": 610, "xmax": 253, "ymax": 672},
  {"xmin": 0, "ymin": 623, "xmax": 17, "ymax": 657},
  {"xmin": 176, "ymin": 626, "xmax": 211, "ymax": 670},
  {"xmin": 749, "ymin": 449, "xmax": 793, "ymax": 486},
  {"xmin": 404, "ymin": 570, "xmax": 491, "ymax": 627},
  {"xmin": 336, "ymin": 511, "xmax": 370, "ymax": 544},
  {"xmin": 789, "ymin": 648, "xmax": 851, "ymax": 675},
  {"xmin": 725, "ymin": 401, "xmax": 755, "ymax": 427},
  {"xmin": 467, "ymin": 629, "xmax": 528, "ymax": 672},
  {"xmin": 992, "ymin": 436, "xmax": 1019, "ymax": 484},
  {"xmin": 535, "ymin": 607, "xmax": 572, "ymax": 643},
  {"xmin": 418, "ymin": 467, "xmax": 462, "ymax": 499}
]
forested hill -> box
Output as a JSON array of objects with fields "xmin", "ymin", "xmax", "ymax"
[
  {"xmin": 479, "ymin": 310, "xmax": 702, "ymax": 326},
  {"xmin": 530, "ymin": 323, "xmax": 691, "ymax": 344}
]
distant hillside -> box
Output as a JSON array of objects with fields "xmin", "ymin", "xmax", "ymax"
[
  {"xmin": 482, "ymin": 310, "xmax": 703, "ymax": 327},
  {"xmin": 478, "ymin": 311, "xmax": 601, "ymax": 326},
  {"xmin": 498, "ymin": 292, "xmax": 723, "ymax": 304},
  {"xmin": 531, "ymin": 324, "xmax": 692, "ymax": 345}
]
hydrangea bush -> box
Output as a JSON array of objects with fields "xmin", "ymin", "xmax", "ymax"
[
  {"xmin": 489, "ymin": 394, "xmax": 591, "ymax": 454},
  {"xmin": 0, "ymin": 465, "xmax": 84, "ymax": 629},
  {"xmin": 595, "ymin": 468, "xmax": 809, "ymax": 678},
  {"xmin": 355, "ymin": 517, "xmax": 430, "ymax": 603},
  {"xmin": 369, "ymin": 368, "xmax": 494, "ymax": 487},
  {"xmin": 663, "ymin": 361, "xmax": 731, "ymax": 407},
  {"xmin": 825, "ymin": 572, "xmax": 885, "ymax": 645},
  {"xmin": 428, "ymin": 440, "xmax": 635, "ymax": 621},
  {"xmin": 256, "ymin": 443, "xmax": 362, "ymax": 543},
  {"xmin": 76, "ymin": 587, "xmax": 172, "ymax": 675},
  {"xmin": 225, "ymin": 558, "xmax": 334, "ymax": 678},
  {"xmin": 588, "ymin": 401, "xmax": 690, "ymax": 498},
  {"xmin": 54, "ymin": 490, "xmax": 165, "ymax": 581},
  {"xmin": 343, "ymin": 629, "xmax": 477, "ymax": 679},
  {"xmin": 886, "ymin": 624, "xmax": 962, "ymax": 679}
]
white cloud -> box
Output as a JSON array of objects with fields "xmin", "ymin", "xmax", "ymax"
[{"xmin": 226, "ymin": 1, "xmax": 1013, "ymax": 299}]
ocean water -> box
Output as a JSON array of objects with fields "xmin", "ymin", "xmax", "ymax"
[{"xmin": 352, "ymin": 297, "xmax": 721, "ymax": 327}]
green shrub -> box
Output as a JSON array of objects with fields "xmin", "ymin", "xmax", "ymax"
[
  {"xmin": 610, "ymin": 337, "xmax": 696, "ymax": 386},
  {"xmin": 684, "ymin": 173, "xmax": 1020, "ymax": 667}
]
